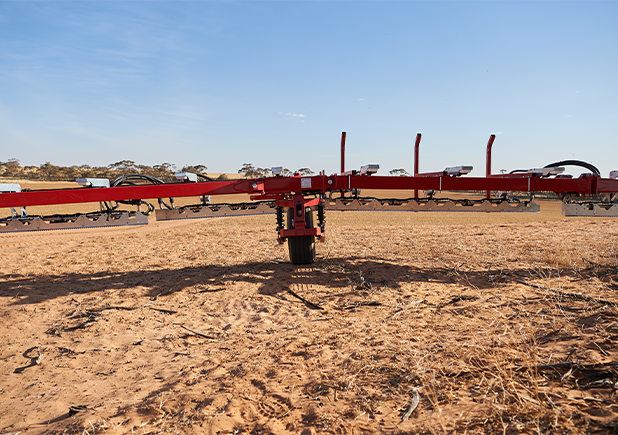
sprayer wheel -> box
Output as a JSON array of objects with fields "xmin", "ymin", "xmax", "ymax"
[
  {"xmin": 288, "ymin": 235, "xmax": 316, "ymax": 265},
  {"xmin": 287, "ymin": 209, "xmax": 316, "ymax": 265}
]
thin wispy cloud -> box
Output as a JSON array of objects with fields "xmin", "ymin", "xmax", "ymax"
[{"xmin": 280, "ymin": 112, "xmax": 306, "ymax": 121}]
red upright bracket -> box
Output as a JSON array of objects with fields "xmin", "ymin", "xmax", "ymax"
[
  {"xmin": 486, "ymin": 134, "xmax": 496, "ymax": 199},
  {"xmin": 414, "ymin": 133, "xmax": 422, "ymax": 198},
  {"xmin": 340, "ymin": 132, "xmax": 346, "ymax": 175}
]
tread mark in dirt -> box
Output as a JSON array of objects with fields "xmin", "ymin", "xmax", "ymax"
[
  {"xmin": 332, "ymin": 422, "xmax": 360, "ymax": 435},
  {"xmin": 257, "ymin": 394, "xmax": 292, "ymax": 419}
]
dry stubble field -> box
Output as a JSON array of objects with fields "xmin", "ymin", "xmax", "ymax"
[{"xmin": 1, "ymin": 183, "xmax": 618, "ymax": 434}]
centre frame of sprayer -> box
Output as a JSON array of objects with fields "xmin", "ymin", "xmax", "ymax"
[{"xmin": 1, "ymin": 133, "xmax": 617, "ymax": 264}]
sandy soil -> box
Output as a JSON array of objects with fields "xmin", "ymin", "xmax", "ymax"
[{"xmin": 1, "ymin": 184, "xmax": 618, "ymax": 434}]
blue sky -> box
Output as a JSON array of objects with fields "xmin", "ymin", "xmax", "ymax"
[{"xmin": 1, "ymin": 1, "xmax": 617, "ymax": 177}]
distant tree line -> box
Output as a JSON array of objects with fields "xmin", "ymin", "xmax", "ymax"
[
  {"xmin": 0, "ymin": 160, "xmax": 485, "ymax": 182},
  {"xmin": 0, "ymin": 159, "xmax": 317, "ymax": 182},
  {"xmin": 0, "ymin": 159, "xmax": 209, "ymax": 183},
  {"xmin": 238, "ymin": 163, "xmax": 314, "ymax": 178}
]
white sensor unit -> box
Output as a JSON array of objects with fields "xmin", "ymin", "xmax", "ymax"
[
  {"xmin": 360, "ymin": 164, "xmax": 380, "ymax": 174},
  {"xmin": 271, "ymin": 166, "xmax": 283, "ymax": 176},
  {"xmin": 610, "ymin": 170, "xmax": 618, "ymax": 180},
  {"xmin": 175, "ymin": 172, "xmax": 198, "ymax": 183},
  {"xmin": 76, "ymin": 178, "xmax": 110, "ymax": 188},
  {"xmin": 0, "ymin": 184, "xmax": 20, "ymax": 193},
  {"xmin": 526, "ymin": 167, "xmax": 565, "ymax": 177},
  {"xmin": 444, "ymin": 166, "xmax": 473, "ymax": 176}
]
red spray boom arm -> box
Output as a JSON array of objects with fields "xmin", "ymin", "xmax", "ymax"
[{"xmin": 1, "ymin": 172, "xmax": 616, "ymax": 209}]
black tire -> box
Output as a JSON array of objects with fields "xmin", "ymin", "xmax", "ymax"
[{"xmin": 287, "ymin": 208, "xmax": 316, "ymax": 265}]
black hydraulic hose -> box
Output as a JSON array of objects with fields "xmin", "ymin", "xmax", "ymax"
[
  {"xmin": 110, "ymin": 174, "xmax": 173, "ymax": 209},
  {"xmin": 543, "ymin": 160, "xmax": 600, "ymax": 176},
  {"xmin": 508, "ymin": 160, "xmax": 600, "ymax": 177},
  {"xmin": 143, "ymin": 201, "xmax": 155, "ymax": 215},
  {"xmin": 196, "ymin": 173, "xmax": 216, "ymax": 182},
  {"xmin": 110, "ymin": 174, "xmax": 166, "ymax": 187}
]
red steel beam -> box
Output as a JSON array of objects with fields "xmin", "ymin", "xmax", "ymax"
[
  {"xmin": 598, "ymin": 178, "xmax": 618, "ymax": 193},
  {"xmin": 345, "ymin": 174, "xmax": 598, "ymax": 194},
  {"xmin": 2, "ymin": 174, "xmax": 617, "ymax": 209},
  {"xmin": 0, "ymin": 179, "xmax": 259, "ymax": 208}
]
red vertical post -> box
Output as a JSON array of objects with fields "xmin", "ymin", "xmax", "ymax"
[
  {"xmin": 340, "ymin": 132, "xmax": 346, "ymax": 175},
  {"xmin": 414, "ymin": 133, "xmax": 422, "ymax": 198},
  {"xmin": 485, "ymin": 134, "xmax": 496, "ymax": 199}
]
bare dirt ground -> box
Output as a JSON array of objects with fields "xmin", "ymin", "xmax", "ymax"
[{"xmin": 1, "ymin": 183, "xmax": 618, "ymax": 434}]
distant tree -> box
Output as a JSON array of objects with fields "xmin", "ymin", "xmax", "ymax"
[
  {"xmin": 181, "ymin": 164, "xmax": 208, "ymax": 174},
  {"xmin": 22, "ymin": 165, "xmax": 38, "ymax": 177},
  {"xmin": 1, "ymin": 158, "xmax": 22, "ymax": 178},
  {"xmin": 150, "ymin": 163, "xmax": 178, "ymax": 182},
  {"xmin": 389, "ymin": 168, "xmax": 410, "ymax": 176},
  {"xmin": 239, "ymin": 163, "xmax": 257, "ymax": 177},
  {"xmin": 78, "ymin": 164, "xmax": 95, "ymax": 178},
  {"xmin": 59, "ymin": 165, "xmax": 81, "ymax": 181},
  {"xmin": 282, "ymin": 168, "xmax": 292, "ymax": 176},
  {"xmin": 296, "ymin": 167, "xmax": 314, "ymax": 176},
  {"xmin": 39, "ymin": 162, "xmax": 60, "ymax": 180},
  {"xmin": 108, "ymin": 160, "xmax": 139, "ymax": 174},
  {"xmin": 153, "ymin": 163, "xmax": 177, "ymax": 173},
  {"xmin": 238, "ymin": 163, "xmax": 270, "ymax": 178},
  {"xmin": 135, "ymin": 164, "xmax": 150, "ymax": 174}
]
